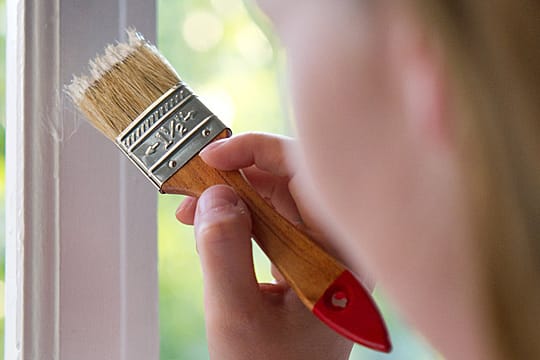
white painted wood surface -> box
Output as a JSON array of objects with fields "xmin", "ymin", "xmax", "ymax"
[{"xmin": 5, "ymin": 1, "xmax": 158, "ymax": 359}]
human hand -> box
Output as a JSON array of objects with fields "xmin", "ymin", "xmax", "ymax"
[{"xmin": 176, "ymin": 133, "xmax": 354, "ymax": 360}]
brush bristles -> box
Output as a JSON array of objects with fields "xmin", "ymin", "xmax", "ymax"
[{"xmin": 66, "ymin": 30, "xmax": 180, "ymax": 140}]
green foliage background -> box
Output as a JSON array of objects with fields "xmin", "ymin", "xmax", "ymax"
[{"xmin": 157, "ymin": 1, "xmax": 283, "ymax": 357}]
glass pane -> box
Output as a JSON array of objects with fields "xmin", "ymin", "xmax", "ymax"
[
  {"xmin": 157, "ymin": 1, "xmax": 439, "ymax": 359},
  {"xmin": 157, "ymin": 1, "xmax": 280, "ymax": 358}
]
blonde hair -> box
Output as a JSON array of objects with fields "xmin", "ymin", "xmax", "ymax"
[{"xmin": 413, "ymin": 1, "xmax": 540, "ymax": 358}]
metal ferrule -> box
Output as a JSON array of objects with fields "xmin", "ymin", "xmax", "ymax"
[{"xmin": 115, "ymin": 82, "xmax": 230, "ymax": 191}]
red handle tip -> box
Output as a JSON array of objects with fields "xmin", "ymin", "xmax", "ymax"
[{"xmin": 312, "ymin": 270, "xmax": 392, "ymax": 353}]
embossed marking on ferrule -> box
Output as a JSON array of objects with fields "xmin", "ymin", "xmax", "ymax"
[
  {"xmin": 115, "ymin": 82, "xmax": 230, "ymax": 190},
  {"xmin": 118, "ymin": 83, "xmax": 193, "ymax": 150}
]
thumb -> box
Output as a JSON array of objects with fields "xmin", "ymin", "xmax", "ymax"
[{"xmin": 194, "ymin": 185, "xmax": 260, "ymax": 312}]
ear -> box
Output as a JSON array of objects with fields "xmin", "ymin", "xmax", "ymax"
[{"xmin": 387, "ymin": 8, "xmax": 450, "ymax": 147}]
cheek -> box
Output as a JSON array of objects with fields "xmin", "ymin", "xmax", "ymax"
[
  {"xmin": 286, "ymin": 12, "xmax": 384, "ymax": 167},
  {"xmin": 286, "ymin": 18, "xmax": 396, "ymax": 240},
  {"xmin": 283, "ymin": 10, "xmax": 428, "ymax": 277}
]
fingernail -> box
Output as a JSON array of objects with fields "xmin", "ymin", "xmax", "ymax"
[
  {"xmin": 176, "ymin": 196, "xmax": 196, "ymax": 216},
  {"xmin": 197, "ymin": 186, "xmax": 239, "ymax": 216},
  {"xmin": 199, "ymin": 139, "xmax": 227, "ymax": 156}
]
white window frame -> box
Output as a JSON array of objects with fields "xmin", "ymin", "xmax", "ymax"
[{"xmin": 5, "ymin": 1, "xmax": 158, "ymax": 359}]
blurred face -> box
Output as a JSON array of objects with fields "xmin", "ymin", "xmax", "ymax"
[
  {"xmin": 257, "ymin": 2, "xmax": 489, "ymax": 358},
  {"xmin": 258, "ymin": 0, "xmax": 472, "ymax": 314},
  {"xmin": 257, "ymin": 0, "xmax": 422, "ymax": 278}
]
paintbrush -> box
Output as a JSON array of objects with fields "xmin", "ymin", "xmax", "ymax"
[{"xmin": 66, "ymin": 30, "xmax": 391, "ymax": 352}]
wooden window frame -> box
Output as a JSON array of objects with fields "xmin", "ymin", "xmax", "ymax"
[{"xmin": 5, "ymin": 0, "xmax": 159, "ymax": 358}]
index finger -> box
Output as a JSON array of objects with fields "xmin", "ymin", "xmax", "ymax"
[{"xmin": 199, "ymin": 132, "xmax": 295, "ymax": 177}]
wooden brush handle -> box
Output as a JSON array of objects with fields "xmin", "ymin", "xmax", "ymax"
[
  {"xmin": 161, "ymin": 131, "xmax": 392, "ymax": 351},
  {"xmin": 161, "ymin": 131, "xmax": 344, "ymax": 309}
]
